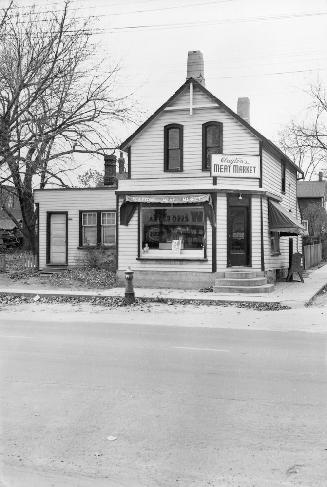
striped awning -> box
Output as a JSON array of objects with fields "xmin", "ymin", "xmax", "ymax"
[
  {"xmin": 268, "ymin": 200, "xmax": 305, "ymax": 236},
  {"xmin": 120, "ymin": 193, "xmax": 215, "ymax": 227}
]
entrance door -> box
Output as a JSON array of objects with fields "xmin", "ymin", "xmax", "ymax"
[
  {"xmin": 228, "ymin": 201, "xmax": 250, "ymax": 267},
  {"xmin": 48, "ymin": 213, "xmax": 67, "ymax": 265}
]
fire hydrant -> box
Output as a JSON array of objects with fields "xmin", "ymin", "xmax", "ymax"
[{"xmin": 124, "ymin": 266, "xmax": 135, "ymax": 304}]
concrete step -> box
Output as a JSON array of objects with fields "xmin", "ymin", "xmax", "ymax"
[
  {"xmin": 40, "ymin": 266, "xmax": 68, "ymax": 275},
  {"xmin": 213, "ymin": 284, "xmax": 275, "ymax": 294},
  {"xmin": 214, "ymin": 277, "xmax": 267, "ymax": 287},
  {"xmin": 224, "ymin": 270, "xmax": 264, "ymax": 279}
]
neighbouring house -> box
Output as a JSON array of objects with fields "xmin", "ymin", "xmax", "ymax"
[
  {"xmin": 34, "ymin": 155, "xmax": 123, "ymax": 269},
  {"xmin": 297, "ymin": 172, "xmax": 327, "ymax": 216},
  {"xmin": 35, "ymin": 51, "xmax": 305, "ymax": 290},
  {"xmin": 297, "ymin": 172, "xmax": 327, "ymax": 262},
  {"xmin": 0, "ymin": 185, "xmax": 23, "ymax": 248}
]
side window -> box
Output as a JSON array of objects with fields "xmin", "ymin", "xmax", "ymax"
[
  {"xmin": 281, "ymin": 161, "xmax": 286, "ymax": 193},
  {"xmin": 80, "ymin": 211, "xmax": 116, "ymax": 247},
  {"xmin": 82, "ymin": 212, "xmax": 97, "ymax": 246},
  {"xmin": 202, "ymin": 122, "xmax": 223, "ymax": 171},
  {"xmin": 270, "ymin": 231, "xmax": 280, "ymax": 255},
  {"xmin": 164, "ymin": 124, "xmax": 183, "ymax": 172},
  {"xmin": 101, "ymin": 211, "xmax": 116, "ymax": 245}
]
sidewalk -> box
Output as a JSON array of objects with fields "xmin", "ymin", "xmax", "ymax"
[{"xmin": 0, "ymin": 264, "xmax": 327, "ymax": 308}]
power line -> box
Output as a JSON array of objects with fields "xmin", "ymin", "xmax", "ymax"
[
  {"xmin": 103, "ymin": 10, "xmax": 327, "ymax": 33},
  {"xmin": 8, "ymin": 0, "xmax": 236, "ymax": 15}
]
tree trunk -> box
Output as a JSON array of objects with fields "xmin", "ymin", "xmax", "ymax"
[{"xmin": 20, "ymin": 190, "xmax": 37, "ymax": 254}]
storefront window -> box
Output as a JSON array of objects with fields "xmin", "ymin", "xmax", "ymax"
[{"xmin": 141, "ymin": 206, "xmax": 205, "ymax": 258}]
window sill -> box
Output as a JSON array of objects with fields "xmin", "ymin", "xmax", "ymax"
[
  {"xmin": 271, "ymin": 252, "xmax": 281, "ymax": 256},
  {"xmin": 137, "ymin": 257, "xmax": 208, "ymax": 261},
  {"xmin": 77, "ymin": 245, "xmax": 115, "ymax": 250}
]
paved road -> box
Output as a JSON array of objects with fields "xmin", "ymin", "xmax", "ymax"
[{"xmin": 1, "ymin": 317, "xmax": 327, "ymax": 486}]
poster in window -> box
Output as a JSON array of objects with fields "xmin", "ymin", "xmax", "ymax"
[{"xmin": 172, "ymin": 239, "xmax": 182, "ymax": 254}]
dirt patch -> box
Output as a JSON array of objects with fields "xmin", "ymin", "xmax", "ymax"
[{"xmin": 0, "ymin": 293, "xmax": 289, "ymax": 311}]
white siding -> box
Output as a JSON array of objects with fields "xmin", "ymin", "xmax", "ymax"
[
  {"xmin": 262, "ymin": 152, "xmax": 301, "ymax": 271},
  {"xmin": 34, "ymin": 188, "xmax": 116, "ymax": 269},
  {"xmin": 118, "ymin": 178, "xmax": 259, "ymax": 192},
  {"xmin": 262, "ymin": 149, "xmax": 281, "ymax": 196},
  {"xmin": 216, "ymin": 193, "xmax": 227, "ymax": 269},
  {"xmin": 251, "ymin": 195, "xmax": 262, "ymax": 270},
  {"xmin": 128, "ymin": 85, "xmax": 260, "ymax": 191}
]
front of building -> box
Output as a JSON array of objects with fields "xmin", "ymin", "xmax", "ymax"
[{"xmin": 116, "ymin": 51, "xmax": 305, "ymax": 288}]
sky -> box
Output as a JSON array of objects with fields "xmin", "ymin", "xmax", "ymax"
[{"xmin": 7, "ymin": 0, "xmax": 327, "ymax": 177}]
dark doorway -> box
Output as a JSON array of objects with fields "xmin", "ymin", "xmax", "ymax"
[{"xmin": 227, "ymin": 196, "xmax": 251, "ymax": 267}]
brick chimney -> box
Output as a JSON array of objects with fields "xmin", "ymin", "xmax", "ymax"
[
  {"xmin": 319, "ymin": 171, "xmax": 323, "ymax": 181},
  {"xmin": 237, "ymin": 97, "xmax": 250, "ymax": 124},
  {"xmin": 104, "ymin": 154, "xmax": 117, "ymax": 186},
  {"xmin": 186, "ymin": 50, "xmax": 205, "ymax": 86}
]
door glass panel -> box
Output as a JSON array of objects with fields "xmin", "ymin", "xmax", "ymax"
[
  {"xmin": 231, "ymin": 209, "xmax": 245, "ymax": 254},
  {"xmin": 229, "ymin": 207, "xmax": 248, "ymax": 266}
]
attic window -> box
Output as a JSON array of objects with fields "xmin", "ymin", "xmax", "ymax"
[
  {"xmin": 202, "ymin": 122, "xmax": 223, "ymax": 171},
  {"xmin": 164, "ymin": 124, "xmax": 183, "ymax": 172}
]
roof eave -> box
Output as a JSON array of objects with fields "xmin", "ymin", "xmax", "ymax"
[
  {"xmin": 119, "ymin": 77, "xmax": 304, "ymax": 176},
  {"xmin": 119, "ymin": 78, "xmax": 193, "ymax": 151}
]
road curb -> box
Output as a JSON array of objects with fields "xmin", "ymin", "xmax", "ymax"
[
  {"xmin": 305, "ymin": 283, "xmax": 327, "ymax": 307},
  {"xmin": 0, "ymin": 290, "xmax": 289, "ymax": 310}
]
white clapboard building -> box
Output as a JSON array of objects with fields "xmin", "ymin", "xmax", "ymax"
[
  {"xmin": 116, "ymin": 51, "xmax": 305, "ymax": 291},
  {"xmin": 35, "ymin": 51, "xmax": 305, "ymax": 292}
]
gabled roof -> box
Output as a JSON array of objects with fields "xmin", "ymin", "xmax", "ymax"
[
  {"xmin": 297, "ymin": 180, "xmax": 327, "ymax": 199},
  {"xmin": 119, "ymin": 77, "xmax": 303, "ymax": 175}
]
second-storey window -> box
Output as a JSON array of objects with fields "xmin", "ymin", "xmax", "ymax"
[
  {"xmin": 281, "ymin": 161, "xmax": 286, "ymax": 193},
  {"xmin": 202, "ymin": 121, "xmax": 223, "ymax": 171},
  {"xmin": 164, "ymin": 124, "xmax": 183, "ymax": 172}
]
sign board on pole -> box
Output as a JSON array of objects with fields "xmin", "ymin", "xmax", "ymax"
[{"xmin": 211, "ymin": 154, "xmax": 260, "ymax": 179}]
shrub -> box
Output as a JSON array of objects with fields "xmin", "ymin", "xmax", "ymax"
[{"xmin": 78, "ymin": 247, "xmax": 116, "ymax": 270}]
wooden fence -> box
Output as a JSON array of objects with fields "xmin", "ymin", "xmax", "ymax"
[
  {"xmin": 0, "ymin": 252, "xmax": 37, "ymax": 273},
  {"xmin": 303, "ymin": 243, "xmax": 322, "ymax": 270}
]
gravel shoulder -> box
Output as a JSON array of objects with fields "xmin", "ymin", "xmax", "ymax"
[{"xmin": 0, "ymin": 300, "xmax": 326, "ymax": 334}]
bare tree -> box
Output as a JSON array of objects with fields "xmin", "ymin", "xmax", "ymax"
[
  {"xmin": 0, "ymin": 1, "xmax": 132, "ymax": 251},
  {"xmin": 278, "ymin": 82, "xmax": 327, "ymax": 180},
  {"xmin": 0, "ymin": 1, "xmax": 13, "ymax": 32},
  {"xmin": 302, "ymin": 203, "xmax": 327, "ymax": 242},
  {"xmin": 77, "ymin": 168, "xmax": 104, "ymax": 188}
]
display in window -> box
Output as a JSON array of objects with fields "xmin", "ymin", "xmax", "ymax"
[{"xmin": 141, "ymin": 207, "xmax": 205, "ymax": 252}]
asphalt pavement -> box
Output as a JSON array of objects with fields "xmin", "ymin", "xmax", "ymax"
[{"xmin": 1, "ymin": 317, "xmax": 327, "ymax": 486}]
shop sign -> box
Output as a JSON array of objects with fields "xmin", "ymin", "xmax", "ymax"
[
  {"xmin": 211, "ymin": 154, "xmax": 260, "ymax": 179},
  {"xmin": 126, "ymin": 194, "xmax": 210, "ymax": 204}
]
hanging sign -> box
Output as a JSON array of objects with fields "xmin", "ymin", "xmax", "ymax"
[{"xmin": 211, "ymin": 154, "xmax": 260, "ymax": 179}]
